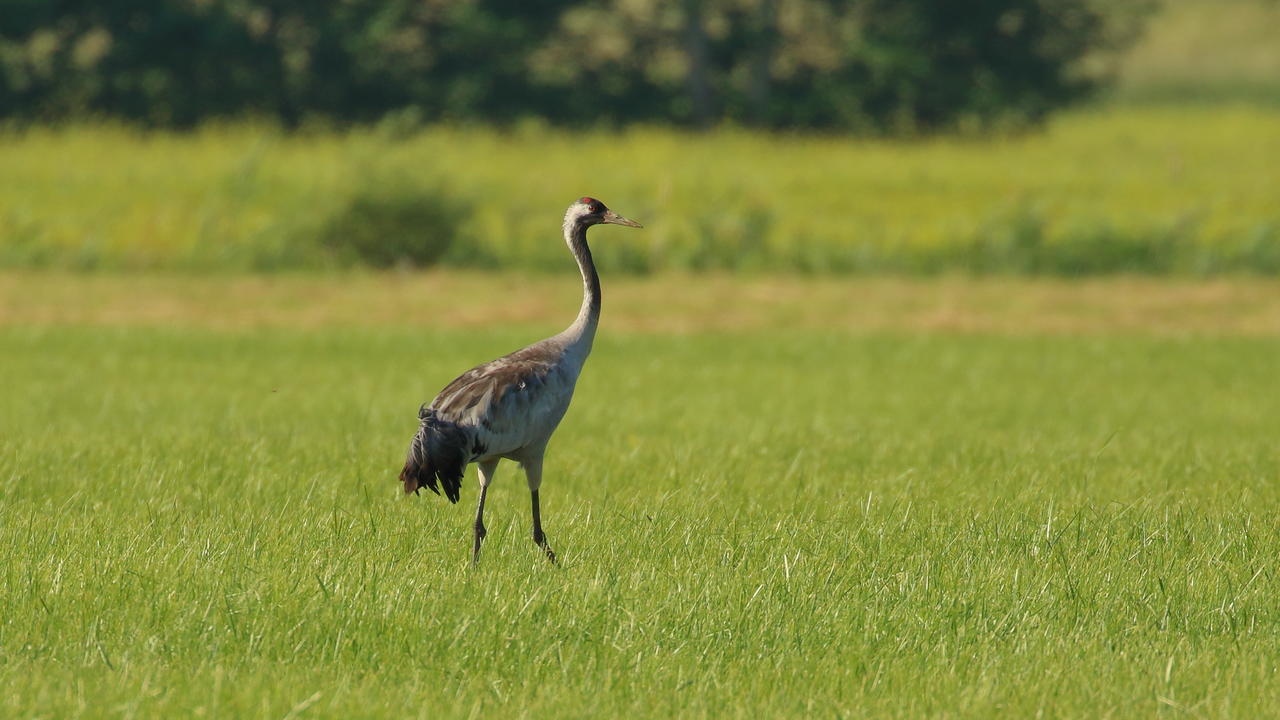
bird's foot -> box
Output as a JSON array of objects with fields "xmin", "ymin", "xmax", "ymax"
[
  {"xmin": 534, "ymin": 532, "xmax": 556, "ymax": 564},
  {"xmin": 472, "ymin": 523, "xmax": 487, "ymax": 565}
]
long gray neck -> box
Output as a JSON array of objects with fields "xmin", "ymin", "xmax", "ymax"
[{"xmin": 562, "ymin": 218, "xmax": 600, "ymax": 350}]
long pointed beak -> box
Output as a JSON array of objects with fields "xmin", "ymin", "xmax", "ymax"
[{"xmin": 602, "ymin": 210, "xmax": 643, "ymax": 228}]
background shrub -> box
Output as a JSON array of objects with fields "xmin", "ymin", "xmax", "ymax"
[
  {"xmin": 315, "ymin": 176, "xmax": 471, "ymax": 269},
  {"xmin": 0, "ymin": 0, "xmax": 1148, "ymax": 132}
]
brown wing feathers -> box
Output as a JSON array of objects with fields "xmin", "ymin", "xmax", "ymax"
[
  {"xmin": 399, "ymin": 405, "xmax": 469, "ymax": 503},
  {"xmin": 400, "ymin": 343, "xmax": 561, "ymax": 503}
]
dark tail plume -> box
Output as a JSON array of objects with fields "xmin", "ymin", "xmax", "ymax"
[{"xmin": 399, "ymin": 405, "xmax": 468, "ymax": 503}]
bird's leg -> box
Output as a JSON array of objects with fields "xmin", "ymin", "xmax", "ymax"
[
  {"xmin": 524, "ymin": 458, "xmax": 556, "ymax": 563},
  {"xmin": 531, "ymin": 490, "xmax": 556, "ymax": 563},
  {"xmin": 472, "ymin": 484, "xmax": 488, "ymax": 564},
  {"xmin": 473, "ymin": 459, "xmax": 498, "ymax": 565}
]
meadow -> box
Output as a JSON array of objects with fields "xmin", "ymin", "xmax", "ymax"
[
  {"xmin": 2, "ymin": 273, "xmax": 1278, "ymax": 718},
  {"xmin": 2, "ymin": 104, "xmax": 1278, "ymax": 275},
  {"xmin": 4, "ymin": 6, "xmax": 1280, "ymax": 715},
  {"xmin": 1110, "ymin": 0, "xmax": 1280, "ymax": 104}
]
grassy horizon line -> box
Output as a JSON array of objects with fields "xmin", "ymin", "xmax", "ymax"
[{"xmin": 2, "ymin": 105, "xmax": 1277, "ymax": 276}]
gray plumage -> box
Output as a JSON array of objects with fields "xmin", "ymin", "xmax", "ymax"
[{"xmin": 399, "ymin": 197, "xmax": 642, "ymax": 563}]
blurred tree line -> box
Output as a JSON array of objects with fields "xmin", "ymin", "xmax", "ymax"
[{"xmin": 0, "ymin": 0, "xmax": 1149, "ymax": 131}]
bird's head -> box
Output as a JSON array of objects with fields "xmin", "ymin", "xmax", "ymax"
[{"xmin": 565, "ymin": 197, "xmax": 643, "ymax": 230}]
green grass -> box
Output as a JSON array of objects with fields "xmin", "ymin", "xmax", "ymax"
[
  {"xmin": 3, "ymin": 307, "xmax": 1279, "ymax": 717},
  {"xmin": 2, "ymin": 105, "xmax": 1278, "ymax": 274},
  {"xmin": 1110, "ymin": 0, "xmax": 1280, "ymax": 105}
]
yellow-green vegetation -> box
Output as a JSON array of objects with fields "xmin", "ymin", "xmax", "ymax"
[
  {"xmin": 1113, "ymin": 0, "xmax": 1280, "ymax": 103},
  {"xmin": 3, "ymin": 105, "xmax": 1278, "ymax": 274},
  {"xmin": 5, "ymin": 271, "xmax": 1280, "ymax": 336},
  {"xmin": 2, "ymin": 277, "xmax": 1278, "ymax": 717}
]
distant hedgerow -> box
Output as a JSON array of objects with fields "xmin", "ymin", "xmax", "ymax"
[{"xmin": 315, "ymin": 177, "xmax": 472, "ymax": 269}]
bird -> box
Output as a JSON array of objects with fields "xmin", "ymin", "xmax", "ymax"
[{"xmin": 399, "ymin": 196, "xmax": 642, "ymax": 564}]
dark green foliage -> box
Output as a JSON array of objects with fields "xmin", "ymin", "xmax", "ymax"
[
  {"xmin": 0, "ymin": 1, "xmax": 281, "ymax": 126},
  {"xmin": 315, "ymin": 177, "xmax": 471, "ymax": 269},
  {"xmin": 0, "ymin": 0, "xmax": 1146, "ymax": 131}
]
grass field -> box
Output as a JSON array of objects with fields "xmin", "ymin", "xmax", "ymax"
[
  {"xmin": 1111, "ymin": 0, "xmax": 1280, "ymax": 104},
  {"xmin": 2, "ymin": 273, "xmax": 1278, "ymax": 718},
  {"xmin": 3, "ymin": 104, "xmax": 1278, "ymax": 274}
]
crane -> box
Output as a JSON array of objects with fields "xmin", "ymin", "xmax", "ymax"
[{"xmin": 399, "ymin": 197, "xmax": 643, "ymax": 564}]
